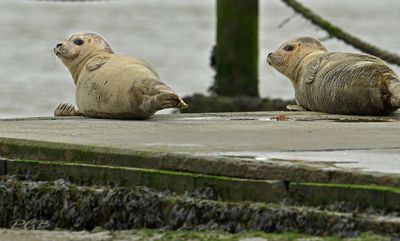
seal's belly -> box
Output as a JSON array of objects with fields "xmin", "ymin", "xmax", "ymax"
[
  {"xmin": 296, "ymin": 54, "xmax": 395, "ymax": 115},
  {"xmin": 296, "ymin": 83, "xmax": 383, "ymax": 115},
  {"xmin": 76, "ymin": 58, "xmax": 159, "ymax": 118}
]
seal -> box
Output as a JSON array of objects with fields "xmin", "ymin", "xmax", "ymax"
[
  {"xmin": 53, "ymin": 32, "xmax": 188, "ymax": 119},
  {"xmin": 267, "ymin": 37, "xmax": 400, "ymax": 115}
]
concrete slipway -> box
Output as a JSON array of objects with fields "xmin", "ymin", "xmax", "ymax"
[{"xmin": 0, "ymin": 111, "xmax": 400, "ymax": 238}]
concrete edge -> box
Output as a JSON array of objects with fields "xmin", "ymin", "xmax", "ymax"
[
  {"xmin": 6, "ymin": 158, "xmax": 287, "ymax": 203},
  {"xmin": 0, "ymin": 136, "xmax": 399, "ymax": 188},
  {"xmin": 289, "ymin": 182, "xmax": 400, "ymax": 211}
]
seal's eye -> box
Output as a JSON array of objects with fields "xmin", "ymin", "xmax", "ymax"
[
  {"xmin": 284, "ymin": 45, "xmax": 294, "ymax": 51},
  {"xmin": 73, "ymin": 39, "xmax": 84, "ymax": 46}
]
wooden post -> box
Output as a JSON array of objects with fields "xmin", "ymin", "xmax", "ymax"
[{"xmin": 212, "ymin": 0, "xmax": 259, "ymax": 97}]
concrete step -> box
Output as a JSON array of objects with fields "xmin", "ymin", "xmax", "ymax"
[{"xmin": 2, "ymin": 157, "xmax": 400, "ymax": 212}]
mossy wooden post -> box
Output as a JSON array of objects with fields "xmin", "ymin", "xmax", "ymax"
[{"xmin": 213, "ymin": 0, "xmax": 259, "ymax": 97}]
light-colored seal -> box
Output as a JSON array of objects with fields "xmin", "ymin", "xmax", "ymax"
[
  {"xmin": 53, "ymin": 32, "xmax": 188, "ymax": 119},
  {"xmin": 267, "ymin": 37, "xmax": 400, "ymax": 115}
]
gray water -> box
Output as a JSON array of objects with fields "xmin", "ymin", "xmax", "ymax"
[{"xmin": 0, "ymin": 0, "xmax": 399, "ymax": 117}]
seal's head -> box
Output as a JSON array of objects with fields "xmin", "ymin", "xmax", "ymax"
[
  {"xmin": 54, "ymin": 32, "xmax": 114, "ymax": 66},
  {"xmin": 54, "ymin": 32, "xmax": 114, "ymax": 83},
  {"xmin": 267, "ymin": 37, "xmax": 327, "ymax": 80}
]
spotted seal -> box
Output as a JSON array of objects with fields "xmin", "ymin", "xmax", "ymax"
[
  {"xmin": 53, "ymin": 32, "xmax": 187, "ymax": 119},
  {"xmin": 267, "ymin": 37, "xmax": 400, "ymax": 115}
]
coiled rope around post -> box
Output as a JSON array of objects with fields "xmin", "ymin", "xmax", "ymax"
[{"xmin": 281, "ymin": 0, "xmax": 400, "ymax": 66}]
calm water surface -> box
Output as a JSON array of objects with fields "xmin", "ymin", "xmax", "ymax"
[{"xmin": 0, "ymin": 0, "xmax": 399, "ymax": 117}]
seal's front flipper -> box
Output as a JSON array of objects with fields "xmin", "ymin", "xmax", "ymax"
[
  {"xmin": 286, "ymin": 104, "xmax": 307, "ymax": 111},
  {"xmin": 54, "ymin": 103, "xmax": 82, "ymax": 116},
  {"xmin": 86, "ymin": 56, "xmax": 110, "ymax": 71}
]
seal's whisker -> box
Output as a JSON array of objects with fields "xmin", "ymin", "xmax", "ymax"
[
  {"xmin": 49, "ymin": 49, "xmax": 56, "ymax": 69},
  {"xmin": 265, "ymin": 63, "xmax": 275, "ymax": 73}
]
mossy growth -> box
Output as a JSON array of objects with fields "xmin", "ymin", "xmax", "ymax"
[
  {"xmin": 112, "ymin": 229, "xmax": 391, "ymax": 241},
  {"xmin": 295, "ymin": 182, "xmax": 400, "ymax": 194},
  {"xmin": 8, "ymin": 158, "xmax": 286, "ymax": 203}
]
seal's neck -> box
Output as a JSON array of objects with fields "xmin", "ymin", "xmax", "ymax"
[
  {"xmin": 67, "ymin": 49, "xmax": 113, "ymax": 85},
  {"xmin": 292, "ymin": 50, "xmax": 325, "ymax": 85}
]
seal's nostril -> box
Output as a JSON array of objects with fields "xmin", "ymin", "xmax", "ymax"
[
  {"xmin": 56, "ymin": 43, "xmax": 63, "ymax": 48},
  {"xmin": 268, "ymin": 52, "xmax": 272, "ymax": 57}
]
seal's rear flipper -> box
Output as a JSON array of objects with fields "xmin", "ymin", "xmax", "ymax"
[
  {"xmin": 152, "ymin": 93, "xmax": 188, "ymax": 110},
  {"xmin": 177, "ymin": 98, "xmax": 188, "ymax": 109},
  {"xmin": 54, "ymin": 103, "xmax": 82, "ymax": 116},
  {"xmin": 286, "ymin": 104, "xmax": 307, "ymax": 111},
  {"xmin": 387, "ymin": 77, "xmax": 400, "ymax": 109}
]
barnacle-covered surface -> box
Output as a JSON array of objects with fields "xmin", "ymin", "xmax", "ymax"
[{"xmin": 0, "ymin": 176, "xmax": 399, "ymax": 238}]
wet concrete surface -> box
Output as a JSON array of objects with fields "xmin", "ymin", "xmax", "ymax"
[
  {"xmin": 192, "ymin": 149, "xmax": 400, "ymax": 174},
  {"xmin": 0, "ymin": 111, "xmax": 399, "ymax": 178}
]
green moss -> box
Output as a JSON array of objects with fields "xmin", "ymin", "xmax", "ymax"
[
  {"xmin": 112, "ymin": 230, "xmax": 391, "ymax": 241},
  {"xmin": 0, "ymin": 137, "xmax": 161, "ymax": 168},
  {"xmin": 214, "ymin": 0, "xmax": 259, "ymax": 97},
  {"xmin": 290, "ymin": 182, "xmax": 400, "ymax": 211},
  {"xmin": 7, "ymin": 158, "xmax": 286, "ymax": 203},
  {"xmin": 0, "ymin": 137, "xmax": 254, "ymax": 183},
  {"xmin": 12, "ymin": 158, "xmax": 268, "ymax": 184},
  {"xmin": 296, "ymin": 182, "xmax": 400, "ymax": 194}
]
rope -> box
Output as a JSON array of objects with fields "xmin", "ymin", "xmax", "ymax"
[{"xmin": 281, "ymin": 0, "xmax": 400, "ymax": 66}]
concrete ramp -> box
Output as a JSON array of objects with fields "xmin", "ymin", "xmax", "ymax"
[{"xmin": 0, "ymin": 111, "xmax": 400, "ymax": 236}]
